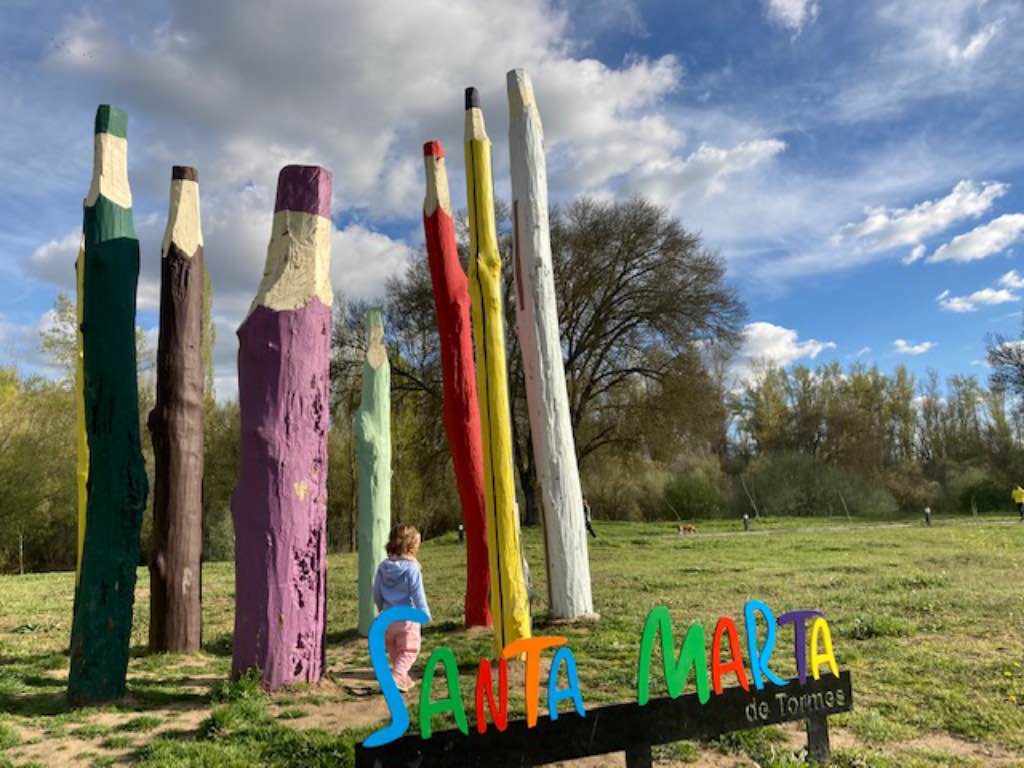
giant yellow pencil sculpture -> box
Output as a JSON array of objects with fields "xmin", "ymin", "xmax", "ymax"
[
  {"xmin": 75, "ymin": 237, "xmax": 88, "ymax": 583},
  {"xmin": 464, "ymin": 87, "xmax": 531, "ymax": 654}
]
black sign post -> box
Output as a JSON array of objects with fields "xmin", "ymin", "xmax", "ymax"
[{"xmin": 356, "ymin": 671, "xmax": 853, "ymax": 767}]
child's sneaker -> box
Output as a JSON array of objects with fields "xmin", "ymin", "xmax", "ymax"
[{"xmin": 394, "ymin": 674, "xmax": 414, "ymax": 692}]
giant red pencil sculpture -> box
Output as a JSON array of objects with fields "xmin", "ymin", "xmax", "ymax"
[
  {"xmin": 422, "ymin": 140, "xmax": 491, "ymax": 628},
  {"xmin": 231, "ymin": 165, "xmax": 332, "ymax": 691},
  {"xmin": 148, "ymin": 166, "xmax": 205, "ymax": 653}
]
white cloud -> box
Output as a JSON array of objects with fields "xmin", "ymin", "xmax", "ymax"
[
  {"xmin": 903, "ymin": 244, "xmax": 926, "ymax": 264},
  {"xmin": 625, "ymin": 139, "xmax": 786, "ymax": 203},
  {"xmin": 27, "ymin": 230, "xmax": 80, "ymax": 290},
  {"xmin": 893, "ymin": 338, "xmax": 935, "ymax": 355},
  {"xmin": 833, "ymin": 179, "xmax": 1007, "ymax": 255},
  {"xmin": 851, "ymin": 346, "xmax": 872, "ymax": 359},
  {"xmin": 731, "ymin": 321, "xmax": 835, "ymax": 383},
  {"xmin": 928, "ymin": 213, "xmax": 1024, "ymax": 263},
  {"xmin": 831, "ymin": 2, "xmax": 1021, "ymax": 123},
  {"xmin": 947, "ymin": 18, "xmax": 1005, "ymax": 64},
  {"xmin": 0, "ymin": 311, "xmax": 64, "ymax": 374},
  {"xmin": 937, "ymin": 287, "xmax": 1017, "ymax": 313},
  {"xmin": 44, "ymin": 2, "xmax": 686, "ymax": 219},
  {"xmin": 999, "ymin": 270, "xmax": 1024, "ymax": 290},
  {"xmin": 331, "ymin": 225, "xmax": 415, "ymax": 301},
  {"xmin": 764, "ymin": 0, "xmax": 819, "ymax": 33}
]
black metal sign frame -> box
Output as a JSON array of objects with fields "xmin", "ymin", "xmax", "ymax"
[{"xmin": 356, "ymin": 671, "xmax": 853, "ymax": 767}]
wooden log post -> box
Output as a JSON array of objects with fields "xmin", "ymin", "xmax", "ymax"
[
  {"xmin": 231, "ymin": 165, "xmax": 332, "ymax": 690},
  {"xmin": 806, "ymin": 714, "xmax": 831, "ymax": 763},
  {"xmin": 147, "ymin": 166, "xmax": 205, "ymax": 653},
  {"xmin": 464, "ymin": 87, "xmax": 532, "ymax": 654},
  {"xmin": 422, "ymin": 140, "xmax": 491, "ymax": 629},
  {"xmin": 624, "ymin": 744, "xmax": 654, "ymax": 768},
  {"xmin": 356, "ymin": 308, "xmax": 391, "ymax": 637},
  {"xmin": 506, "ymin": 69, "xmax": 594, "ymax": 621},
  {"xmin": 68, "ymin": 105, "xmax": 150, "ymax": 704}
]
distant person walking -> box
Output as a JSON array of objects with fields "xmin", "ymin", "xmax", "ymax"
[
  {"xmin": 583, "ymin": 498, "xmax": 597, "ymax": 538},
  {"xmin": 1013, "ymin": 485, "xmax": 1024, "ymax": 522}
]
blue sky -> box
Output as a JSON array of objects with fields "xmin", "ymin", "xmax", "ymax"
[{"xmin": 1, "ymin": 0, "xmax": 1023, "ymax": 398}]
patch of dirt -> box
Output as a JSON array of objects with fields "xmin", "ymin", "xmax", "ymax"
[
  {"xmin": 274, "ymin": 674, "xmax": 392, "ymax": 731},
  {"xmin": 777, "ymin": 719, "xmax": 1024, "ymax": 766},
  {"xmin": 901, "ymin": 732, "xmax": 1022, "ymax": 765},
  {"xmin": 5, "ymin": 706, "xmax": 211, "ymax": 768},
  {"xmin": 542, "ymin": 752, "xmax": 753, "ymax": 767}
]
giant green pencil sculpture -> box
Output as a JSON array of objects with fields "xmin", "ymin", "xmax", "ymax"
[
  {"xmin": 68, "ymin": 105, "xmax": 149, "ymax": 704},
  {"xmin": 355, "ymin": 308, "xmax": 391, "ymax": 636}
]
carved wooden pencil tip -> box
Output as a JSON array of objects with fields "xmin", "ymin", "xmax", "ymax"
[
  {"xmin": 94, "ymin": 104, "xmax": 127, "ymax": 138},
  {"xmin": 172, "ymin": 165, "xmax": 198, "ymax": 182},
  {"xmin": 506, "ymin": 69, "xmax": 536, "ymax": 114},
  {"xmin": 464, "ymin": 89, "xmax": 488, "ymax": 141},
  {"xmin": 274, "ymin": 164, "xmax": 332, "ymax": 218},
  {"xmin": 163, "ymin": 166, "xmax": 203, "ymax": 259},
  {"xmin": 423, "ymin": 142, "xmax": 451, "ymax": 216}
]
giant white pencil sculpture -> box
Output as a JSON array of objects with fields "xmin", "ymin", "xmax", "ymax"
[{"xmin": 507, "ymin": 69, "xmax": 594, "ymax": 620}]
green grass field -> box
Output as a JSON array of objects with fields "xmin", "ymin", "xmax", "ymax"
[{"xmin": 2, "ymin": 516, "xmax": 1024, "ymax": 767}]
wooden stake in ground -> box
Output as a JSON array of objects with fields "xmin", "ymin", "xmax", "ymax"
[
  {"xmin": 507, "ymin": 69, "xmax": 594, "ymax": 621},
  {"xmin": 147, "ymin": 166, "xmax": 205, "ymax": 653},
  {"xmin": 465, "ymin": 87, "xmax": 532, "ymax": 654},
  {"xmin": 68, "ymin": 105, "xmax": 149, "ymax": 704},
  {"xmin": 355, "ymin": 308, "xmax": 391, "ymax": 637},
  {"xmin": 231, "ymin": 165, "xmax": 332, "ymax": 690},
  {"xmin": 422, "ymin": 140, "xmax": 491, "ymax": 629}
]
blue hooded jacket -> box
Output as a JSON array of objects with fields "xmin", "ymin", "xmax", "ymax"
[{"xmin": 372, "ymin": 556, "xmax": 431, "ymax": 619}]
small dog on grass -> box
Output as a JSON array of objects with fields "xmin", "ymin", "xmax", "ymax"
[{"xmin": 677, "ymin": 523, "xmax": 697, "ymax": 535}]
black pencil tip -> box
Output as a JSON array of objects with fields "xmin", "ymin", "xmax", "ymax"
[{"xmin": 465, "ymin": 87, "xmax": 480, "ymax": 110}]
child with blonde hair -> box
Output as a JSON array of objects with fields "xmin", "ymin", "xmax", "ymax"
[{"xmin": 372, "ymin": 524, "xmax": 430, "ymax": 691}]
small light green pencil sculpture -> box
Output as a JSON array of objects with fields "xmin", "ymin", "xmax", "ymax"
[{"xmin": 355, "ymin": 309, "xmax": 391, "ymax": 636}]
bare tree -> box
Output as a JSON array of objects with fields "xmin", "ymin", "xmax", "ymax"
[{"xmin": 330, "ymin": 196, "xmax": 745, "ymax": 527}]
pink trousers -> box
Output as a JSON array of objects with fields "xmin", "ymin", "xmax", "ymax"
[{"xmin": 385, "ymin": 620, "xmax": 421, "ymax": 683}]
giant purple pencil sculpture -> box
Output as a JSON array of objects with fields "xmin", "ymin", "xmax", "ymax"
[{"xmin": 231, "ymin": 165, "xmax": 333, "ymax": 691}]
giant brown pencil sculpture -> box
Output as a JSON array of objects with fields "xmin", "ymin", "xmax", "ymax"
[
  {"xmin": 68, "ymin": 105, "xmax": 149, "ymax": 704},
  {"xmin": 148, "ymin": 166, "xmax": 205, "ymax": 653},
  {"xmin": 422, "ymin": 140, "xmax": 491, "ymax": 629},
  {"xmin": 465, "ymin": 87, "xmax": 532, "ymax": 654},
  {"xmin": 507, "ymin": 70, "xmax": 594, "ymax": 620},
  {"xmin": 231, "ymin": 165, "xmax": 332, "ymax": 691}
]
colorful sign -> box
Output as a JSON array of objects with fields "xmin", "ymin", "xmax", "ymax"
[{"xmin": 364, "ymin": 600, "xmax": 841, "ymax": 748}]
